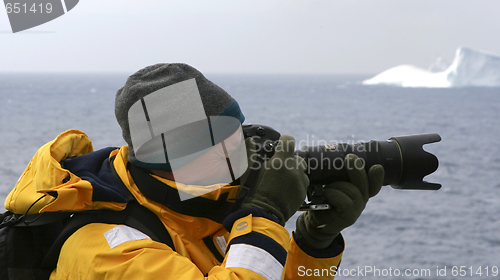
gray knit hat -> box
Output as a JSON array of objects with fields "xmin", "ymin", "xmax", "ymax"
[{"xmin": 115, "ymin": 63, "xmax": 245, "ymax": 170}]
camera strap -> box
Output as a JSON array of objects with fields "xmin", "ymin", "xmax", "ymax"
[{"xmin": 230, "ymin": 154, "xmax": 266, "ymax": 211}]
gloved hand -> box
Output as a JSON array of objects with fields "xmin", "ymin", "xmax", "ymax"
[
  {"xmin": 296, "ymin": 154, "xmax": 384, "ymax": 249},
  {"xmin": 241, "ymin": 135, "xmax": 309, "ymax": 226}
]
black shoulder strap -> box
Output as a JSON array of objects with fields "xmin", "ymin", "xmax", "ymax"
[
  {"xmin": 41, "ymin": 201, "xmax": 175, "ymax": 269},
  {"xmin": 120, "ymin": 202, "xmax": 175, "ymax": 246},
  {"xmin": 229, "ymin": 154, "xmax": 266, "ymax": 212}
]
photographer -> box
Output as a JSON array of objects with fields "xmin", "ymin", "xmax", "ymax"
[{"xmin": 5, "ymin": 63, "xmax": 383, "ymax": 280}]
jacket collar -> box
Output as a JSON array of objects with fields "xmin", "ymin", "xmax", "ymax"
[
  {"xmin": 128, "ymin": 163, "xmax": 236, "ymax": 224},
  {"xmin": 112, "ymin": 146, "xmax": 241, "ymax": 237}
]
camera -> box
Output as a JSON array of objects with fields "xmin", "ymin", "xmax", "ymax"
[{"xmin": 242, "ymin": 124, "xmax": 441, "ymax": 210}]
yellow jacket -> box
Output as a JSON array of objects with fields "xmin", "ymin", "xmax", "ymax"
[{"xmin": 5, "ymin": 130, "xmax": 343, "ymax": 280}]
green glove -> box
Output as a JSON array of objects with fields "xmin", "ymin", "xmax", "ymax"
[
  {"xmin": 296, "ymin": 154, "xmax": 384, "ymax": 249},
  {"xmin": 241, "ymin": 135, "xmax": 309, "ymax": 226}
]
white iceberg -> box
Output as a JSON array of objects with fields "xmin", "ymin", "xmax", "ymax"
[{"xmin": 362, "ymin": 47, "xmax": 500, "ymax": 87}]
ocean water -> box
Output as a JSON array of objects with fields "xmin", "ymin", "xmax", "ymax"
[{"xmin": 1, "ymin": 73, "xmax": 499, "ymax": 279}]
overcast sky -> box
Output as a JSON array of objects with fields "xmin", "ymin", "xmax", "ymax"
[{"xmin": 1, "ymin": 0, "xmax": 499, "ymax": 75}]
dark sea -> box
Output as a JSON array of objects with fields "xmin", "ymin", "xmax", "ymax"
[{"xmin": 1, "ymin": 73, "xmax": 499, "ymax": 279}]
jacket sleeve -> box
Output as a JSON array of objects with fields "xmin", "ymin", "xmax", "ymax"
[
  {"xmin": 51, "ymin": 209, "xmax": 343, "ymax": 280},
  {"xmin": 51, "ymin": 209, "xmax": 290, "ymax": 280},
  {"xmin": 284, "ymin": 231, "xmax": 344, "ymax": 279},
  {"xmin": 221, "ymin": 208, "xmax": 343, "ymax": 280}
]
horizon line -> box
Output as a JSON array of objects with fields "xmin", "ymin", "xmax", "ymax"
[{"xmin": 0, "ymin": 71, "xmax": 375, "ymax": 76}]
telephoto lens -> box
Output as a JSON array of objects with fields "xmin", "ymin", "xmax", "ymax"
[{"xmin": 295, "ymin": 134, "xmax": 441, "ymax": 190}]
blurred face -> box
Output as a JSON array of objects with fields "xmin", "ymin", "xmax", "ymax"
[{"xmin": 152, "ymin": 127, "xmax": 247, "ymax": 186}]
